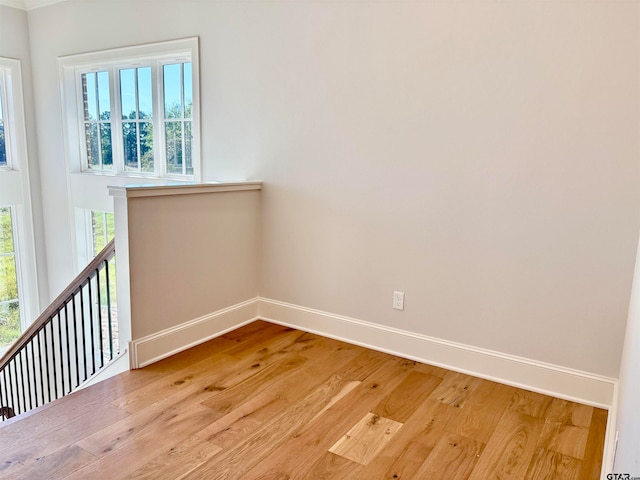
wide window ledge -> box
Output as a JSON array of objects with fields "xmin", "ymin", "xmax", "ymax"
[{"xmin": 108, "ymin": 181, "xmax": 263, "ymax": 198}]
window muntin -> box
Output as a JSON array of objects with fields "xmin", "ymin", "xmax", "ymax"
[{"xmin": 0, "ymin": 207, "xmax": 20, "ymax": 349}]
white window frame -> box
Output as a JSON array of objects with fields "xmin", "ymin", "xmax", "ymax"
[
  {"xmin": 0, "ymin": 57, "xmax": 40, "ymax": 352},
  {"xmin": 58, "ymin": 38, "xmax": 201, "ymax": 181}
]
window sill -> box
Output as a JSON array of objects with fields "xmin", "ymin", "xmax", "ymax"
[{"xmin": 108, "ymin": 181, "xmax": 263, "ymax": 198}]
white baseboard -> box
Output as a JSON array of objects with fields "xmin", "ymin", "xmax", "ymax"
[
  {"xmin": 257, "ymin": 297, "xmax": 616, "ymax": 409},
  {"xmin": 130, "ymin": 299, "xmax": 259, "ymax": 368}
]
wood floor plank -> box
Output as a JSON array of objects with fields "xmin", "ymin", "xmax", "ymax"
[
  {"xmin": 0, "ymin": 402, "xmax": 129, "ymax": 478},
  {"xmin": 124, "ymin": 432, "xmax": 223, "ymax": 480},
  {"xmin": 358, "ymin": 399, "xmax": 461, "ymax": 480},
  {"xmin": 196, "ymin": 392, "xmax": 290, "ymax": 449},
  {"xmin": 303, "ymin": 452, "xmax": 361, "ymax": 480},
  {"xmin": 545, "ymin": 398, "xmax": 593, "ymax": 429},
  {"xmin": 508, "ymin": 390, "xmax": 554, "ymax": 418},
  {"xmin": 467, "ymin": 410, "xmax": 544, "ymax": 480},
  {"xmin": 537, "ymin": 419, "xmax": 589, "ymax": 460},
  {"xmin": 411, "ymin": 433, "xmax": 484, "ymax": 480},
  {"xmin": 524, "ymin": 448, "xmax": 582, "ymax": 480},
  {"xmin": 64, "ymin": 404, "xmax": 221, "ymax": 479},
  {"xmin": 3, "ymin": 445, "xmax": 96, "ymax": 480},
  {"xmin": 449, "ymin": 380, "xmax": 517, "ymax": 444},
  {"xmin": 580, "ymin": 408, "xmax": 608, "ymax": 480},
  {"xmin": 428, "ymin": 370, "xmax": 483, "ymax": 409},
  {"xmin": 329, "ymin": 412, "xmax": 404, "ymax": 466},
  {"xmin": 372, "ymin": 371, "xmax": 442, "ymax": 423}
]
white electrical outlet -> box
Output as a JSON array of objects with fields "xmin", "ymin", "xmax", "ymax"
[{"xmin": 393, "ymin": 291, "xmax": 405, "ymax": 311}]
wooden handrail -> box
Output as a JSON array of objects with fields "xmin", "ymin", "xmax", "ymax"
[{"xmin": 0, "ymin": 239, "xmax": 116, "ymax": 371}]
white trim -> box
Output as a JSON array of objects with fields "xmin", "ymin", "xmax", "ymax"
[
  {"xmin": 257, "ymin": 297, "xmax": 616, "ymax": 409},
  {"xmin": 602, "ymin": 382, "xmax": 619, "ymax": 479},
  {"xmin": 130, "ymin": 298, "xmax": 260, "ymax": 368},
  {"xmin": 108, "ymin": 181, "xmax": 263, "ymax": 199}
]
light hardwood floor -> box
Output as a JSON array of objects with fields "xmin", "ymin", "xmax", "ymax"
[{"xmin": 0, "ymin": 320, "xmax": 607, "ymax": 479}]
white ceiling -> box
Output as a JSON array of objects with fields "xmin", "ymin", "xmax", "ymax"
[{"xmin": 0, "ymin": 0, "xmax": 67, "ymax": 10}]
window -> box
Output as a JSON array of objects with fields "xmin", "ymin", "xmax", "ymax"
[
  {"xmin": 0, "ymin": 58, "xmax": 39, "ymax": 353},
  {"xmin": 90, "ymin": 210, "xmax": 114, "ymax": 258},
  {"xmin": 59, "ymin": 38, "xmax": 200, "ymax": 180},
  {"xmin": 0, "ymin": 207, "xmax": 20, "ymax": 349}
]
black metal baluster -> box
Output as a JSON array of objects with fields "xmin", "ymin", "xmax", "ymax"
[
  {"xmin": 9, "ymin": 357, "xmax": 20, "ymax": 415},
  {"xmin": 56, "ymin": 312, "xmax": 63, "ymax": 400},
  {"xmin": 54, "ymin": 309, "xmax": 64, "ymax": 398},
  {"xmin": 79, "ymin": 285, "xmax": 88, "ymax": 383},
  {"xmin": 42, "ymin": 327, "xmax": 50, "ymax": 405},
  {"xmin": 42, "ymin": 317, "xmax": 52, "ymax": 401},
  {"xmin": 2, "ymin": 367, "xmax": 11, "ymax": 420},
  {"xmin": 24, "ymin": 342, "xmax": 32, "ymax": 411},
  {"xmin": 31, "ymin": 338, "xmax": 38, "ymax": 409},
  {"xmin": 105, "ymin": 260, "xmax": 114, "ymax": 359},
  {"xmin": 34, "ymin": 336, "xmax": 43, "ymax": 408},
  {"xmin": 71, "ymin": 294, "xmax": 80, "ymax": 388},
  {"xmin": 88, "ymin": 275, "xmax": 96, "ymax": 376},
  {"xmin": 0, "ymin": 368, "xmax": 7, "ymax": 420},
  {"xmin": 64, "ymin": 303, "xmax": 71, "ymax": 395},
  {"xmin": 96, "ymin": 268, "xmax": 104, "ymax": 368}
]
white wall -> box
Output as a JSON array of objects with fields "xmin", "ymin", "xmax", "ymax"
[
  {"xmin": 615, "ymin": 237, "xmax": 640, "ymax": 471},
  {"xmin": 0, "ymin": 4, "xmax": 48, "ymax": 311},
  {"xmin": 25, "ymin": 0, "xmax": 640, "ymax": 380}
]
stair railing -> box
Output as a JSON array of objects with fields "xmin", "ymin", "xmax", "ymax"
[{"xmin": 0, "ymin": 239, "xmax": 117, "ymax": 421}]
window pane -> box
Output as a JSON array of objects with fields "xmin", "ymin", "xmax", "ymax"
[
  {"xmin": 185, "ymin": 121, "xmax": 193, "ymax": 175},
  {"xmin": 0, "ymin": 87, "xmax": 5, "ymax": 168},
  {"xmin": 140, "ymin": 121, "xmax": 154, "ymax": 173},
  {"xmin": 91, "ymin": 210, "xmax": 114, "ymax": 255},
  {"xmin": 120, "ymin": 68, "xmax": 136, "ymax": 120},
  {"xmin": 0, "ymin": 120, "xmax": 6, "ymax": 168},
  {"xmin": 100, "ymin": 123, "xmax": 113, "ymax": 169},
  {"xmin": 138, "ymin": 67, "xmax": 153, "ymax": 120},
  {"xmin": 122, "ymin": 121, "xmax": 138, "ymax": 170},
  {"xmin": 87, "ymin": 122, "xmax": 99, "ymax": 168},
  {"xmin": 183, "ymin": 63, "xmax": 192, "ymax": 119},
  {"xmin": 83, "ymin": 72, "xmax": 97, "ymax": 121},
  {"xmin": 0, "ymin": 256, "xmax": 17, "ymax": 305},
  {"xmin": 0, "ymin": 301, "xmax": 20, "ymax": 348},
  {"xmin": 97, "ymin": 71, "xmax": 111, "ymax": 121},
  {"xmin": 0, "ymin": 207, "xmax": 15, "ymax": 254},
  {"xmin": 163, "ymin": 64, "xmax": 181, "ymax": 119},
  {"xmin": 165, "ymin": 122, "xmax": 182, "ymax": 173}
]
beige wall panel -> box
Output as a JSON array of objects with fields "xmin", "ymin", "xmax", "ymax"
[{"xmin": 127, "ymin": 190, "xmax": 260, "ymax": 339}]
